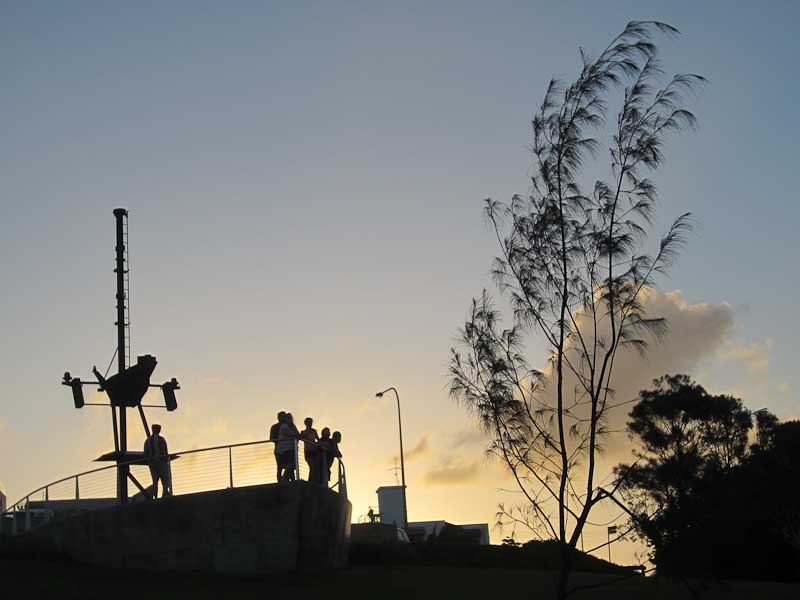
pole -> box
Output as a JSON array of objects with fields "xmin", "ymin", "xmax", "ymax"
[
  {"xmin": 113, "ymin": 208, "xmax": 129, "ymax": 504},
  {"xmin": 294, "ymin": 439, "xmax": 300, "ymax": 482},
  {"xmin": 608, "ymin": 529, "xmax": 611, "ymax": 563},
  {"xmin": 376, "ymin": 387, "xmax": 409, "ymax": 529},
  {"xmin": 391, "ymin": 388, "xmax": 409, "ymax": 530},
  {"xmin": 229, "ymin": 446, "xmax": 234, "ymax": 488}
]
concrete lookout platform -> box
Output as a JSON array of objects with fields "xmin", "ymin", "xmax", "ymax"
[{"xmin": 4, "ymin": 481, "xmax": 351, "ymax": 574}]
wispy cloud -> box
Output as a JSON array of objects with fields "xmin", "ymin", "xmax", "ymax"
[
  {"xmin": 388, "ymin": 434, "xmax": 430, "ymax": 464},
  {"xmin": 423, "ymin": 459, "xmax": 481, "ymax": 486},
  {"xmin": 450, "ymin": 429, "xmax": 485, "ymax": 450},
  {"xmin": 722, "ymin": 339, "xmax": 772, "ymax": 372},
  {"xmin": 351, "ymin": 397, "xmax": 378, "ymax": 417}
]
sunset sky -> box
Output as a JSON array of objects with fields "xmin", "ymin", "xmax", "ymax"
[{"xmin": 1, "ymin": 1, "xmax": 798, "ymax": 565}]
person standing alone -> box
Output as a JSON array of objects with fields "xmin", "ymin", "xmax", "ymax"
[{"xmin": 144, "ymin": 424, "xmax": 171, "ymax": 498}]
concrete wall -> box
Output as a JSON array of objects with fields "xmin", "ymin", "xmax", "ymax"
[
  {"xmin": 351, "ymin": 522, "xmax": 399, "ymax": 544},
  {"xmin": 6, "ymin": 482, "xmax": 351, "ymax": 574}
]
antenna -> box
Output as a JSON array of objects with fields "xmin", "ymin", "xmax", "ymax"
[{"xmin": 389, "ymin": 457, "xmax": 401, "ymax": 486}]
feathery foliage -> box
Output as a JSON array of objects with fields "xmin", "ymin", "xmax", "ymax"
[{"xmin": 448, "ymin": 21, "xmax": 703, "ymax": 599}]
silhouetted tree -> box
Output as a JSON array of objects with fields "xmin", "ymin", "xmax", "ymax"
[
  {"xmin": 619, "ymin": 380, "xmax": 800, "ymax": 579},
  {"xmin": 448, "ymin": 21, "xmax": 703, "ymax": 599},
  {"xmin": 615, "ymin": 375, "xmax": 751, "ymax": 569},
  {"xmin": 753, "ymin": 407, "xmax": 780, "ymax": 451}
]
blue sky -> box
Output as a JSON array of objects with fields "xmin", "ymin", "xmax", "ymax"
[{"xmin": 1, "ymin": 1, "xmax": 798, "ymax": 561}]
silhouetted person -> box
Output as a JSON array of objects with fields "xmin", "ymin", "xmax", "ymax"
[
  {"xmin": 318, "ymin": 427, "xmax": 333, "ymax": 485},
  {"xmin": 300, "ymin": 417, "xmax": 320, "ymax": 483},
  {"xmin": 270, "ymin": 411, "xmax": 286, "ymax": 482},
  {"xmin": 329, "ymin": 430, "xmax": 343, "ymax": 484},
  {"xmin": 144, "ymin": 424, "xmax": 171, "ymax": 498},
  {"xmin": 277, "ymin": 413, "xmax": 299, "ymax": 482}
]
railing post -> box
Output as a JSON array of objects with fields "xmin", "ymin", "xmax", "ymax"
[
  {"xmin": 228, "ymin": 446, "xmax": 234, "ymax": 489},
  {"xmin": 338, "ymin": 461, "xmax": 347, "ymax": 498},
  {"xmin": 294, "ymin": 439, "xmax": 300, "ymax": 482},
  {"xmin": 44, "ymin": 485, "xmax": 51, "ymax": 524},
  {"xmin": 24, "ymin": 497, "xmax": 31, "ymax": 532},
  {"xmin": 75, "ymin": 475, "xmax": 80, "ymax": 500}
]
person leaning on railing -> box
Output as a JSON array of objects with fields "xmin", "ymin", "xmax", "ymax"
[
  {"xmin": 317, "ymin": 428, "xmax": 342, "ymax": 486},
  {"xmin": 330, "ymin": 430, "xmax": 343, "ymax": 481}
]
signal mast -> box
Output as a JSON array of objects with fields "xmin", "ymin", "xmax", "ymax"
[{"xmin": 61, "ymin": 209, "xmax": 180, "ymax": 504}]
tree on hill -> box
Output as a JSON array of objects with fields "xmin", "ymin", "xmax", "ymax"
[
  {"xmin": 447, "ymin": 21, "xmax": 704, "ymax": 599},
  {"xmin": 618, "ymin": 376, "xmax": 800, "ymax": 580},
  {"xmin": 615, "ymin": 375, "xmax": 751, "ymax": 569}
]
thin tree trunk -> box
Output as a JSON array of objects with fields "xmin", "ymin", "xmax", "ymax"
[{"xmin": 557, "ymin": 542, "xmax": 574, "ymax": 600}]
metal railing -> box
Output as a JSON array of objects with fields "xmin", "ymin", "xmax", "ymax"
[{"xmin": 0, "ymin": 439, "xmax": 346, "ymax": 536}]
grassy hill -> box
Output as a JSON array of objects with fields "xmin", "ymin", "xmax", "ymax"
[
  {"xmin": 351, "ymin": 538, "xmax": 638, "ymax": 574},
  {"xmin": 2, "ymin": 556, "xmax": 800, "ymax": 600}
]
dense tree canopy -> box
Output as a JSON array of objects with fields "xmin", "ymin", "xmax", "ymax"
[{"xmin": 618, "ymin": 375, "xmax": 800, "ymax": 580}]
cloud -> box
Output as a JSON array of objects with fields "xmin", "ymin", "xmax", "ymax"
[
  {"xmin": 460, "ymin": 285, "xmax": 742, "ymax": 534},
  {"xmin": 169, "ymin": 417, "xmax": 232, "ymax": 450},
  {"xmin": 529, "ymin": 288, "xmax": 735, "ymax": 462},
  {"xmin": 722, "ymin": 339, "xmax": 772, "ymax": 372},
  {"xmin": 450, "ymin": 429, "xmax": 486, "ymax": 450},
  {"xmin": 404, "ymin": 435, "xmax": 431, "ymax": 463},
  {"xmin": 385, "ymin": 434, "xmax": 431, "ymax": 466},
  {"xmin": 440, "ymin": 289, "xmax": 736, "ymax": 494},
  {"xmin": 423, "ymin": 459, "xmax": 481, "ymax": 486},
  {"xmin": 570, "ymin": 288, "xmax": 733, "ymax": 402},
  {"xmin": 350, "ymin": 397, "xmax": 377, "ymax": 417}
]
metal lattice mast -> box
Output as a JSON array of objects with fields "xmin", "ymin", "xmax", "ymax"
[{"xmin": 113, "ymin": 208, "xmax": 129, "ymax": 503}]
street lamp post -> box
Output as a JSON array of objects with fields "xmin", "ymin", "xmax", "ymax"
[{"xmin": 375, "ymin": 386, "xmax": 408, "ymax": 530}]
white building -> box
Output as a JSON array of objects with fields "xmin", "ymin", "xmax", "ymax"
[
  {"xmin": 406, "ymin": 520, "xmax": 490, "ymax": 545},
  {"xmin": 375, "ymin": 485, "xmax": 490, "ymax": 545},
  {"xmin": 375, "ymin": 485, "xmax": 406, "ymax": 527}
]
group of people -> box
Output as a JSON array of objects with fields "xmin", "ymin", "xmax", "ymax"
[
  {"xmin": 269, "ymin": 412, "xmax": 342, "ymax": 485},
  {"xmin": 140, "ymin": 414, "xmax": 344, "ymax": 500}
]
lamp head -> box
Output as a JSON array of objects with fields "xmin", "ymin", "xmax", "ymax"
[{"xmin": 375, "ymin": 392, "xmax": 384, "ymax": 398}]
